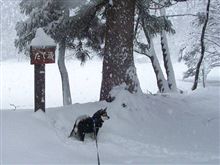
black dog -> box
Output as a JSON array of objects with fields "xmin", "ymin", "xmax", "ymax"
[{"xmin": 69, "ymin": 108, "xmax": 110, "ymax": 141}]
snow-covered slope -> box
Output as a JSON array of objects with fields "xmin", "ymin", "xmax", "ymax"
[{"xmin": 1, "ymin": 85, "xmax": 219, "ymax": 164}]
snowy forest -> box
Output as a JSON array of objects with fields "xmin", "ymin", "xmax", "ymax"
[{"xmin": 1, "ymin": 0, "xmax": 220, "ymax": 164}]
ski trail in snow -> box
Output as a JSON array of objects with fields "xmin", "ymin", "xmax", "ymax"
[{"xmin": 101, "ymin": 133, "xmax": 219, "ymax": 163}]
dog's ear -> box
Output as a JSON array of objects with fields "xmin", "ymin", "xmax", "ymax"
[{"xmin": 103, "ymin": 107, "xmax": 107, "ymax": 111}]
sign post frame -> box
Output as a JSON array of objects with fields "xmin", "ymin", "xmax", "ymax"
[
  {"xmin": 30, "ymin": 28, "xmax": 56, "ymax": 113},
  {"xmin": 34, "ymin": 64, "xmax": 45, "ymax": 112}
]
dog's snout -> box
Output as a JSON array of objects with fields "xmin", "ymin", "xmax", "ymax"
[
  {"xmin": 104, "ymin": 113, "xmax": 110, "ymax": 119},
  {"xmin": 105, "ymin": 115, "xmax": 110, "ymax": 120},
  {"xmin": 101, "ymin": 114, "xmax": 110, "ymax": 121}
]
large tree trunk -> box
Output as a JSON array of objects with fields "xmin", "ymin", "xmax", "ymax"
[
  {"xmin": 58, "ymin": 39, "xmax": 72, "ymax": 106},
  {"xmin": 159, "ymin": 6, "xmax": 178, "ymax": 92},
  {"xmin": 100, "ymin": 0, "xmax": 140, "ymax": 101}
]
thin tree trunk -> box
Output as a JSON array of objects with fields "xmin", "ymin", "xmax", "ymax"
[
  {"xmin": 160, "ymin": 32, "xmax": 177, "ymax": 91},
  {"xmin": 140, "ymin": 13, "xmax": 170, "ymax": 93},
  {"xmin": 202, "ymin": 67, "xmax": 206, "ymax": 88},
  {"xmin": 58, "ymin": 39, "xmax": 72, "ymax": 105},
  {"xmin": 159, "ymin": 5, "xmax": 178, "ymax": 92},
  {"xmin": 136, "ymin": 8, "xmax": 170, "ymax": 93},
  {"xmin": 192, "ymin": 0, "xmax": 210, "ymax": 90},
  {"xmin": 148, "ymin": 38, "xmax": 170, "ymax": 93},
  {"xmin": 134, "ymin": 38, "xmax": 170, "ymax": 93},
  {"xmin": 100, "ymin": 0, "xmax": 140, "ymax": 101},
  {"xmin": 57, "ymin": 7, "xmax": 72, "ymax": 106}
]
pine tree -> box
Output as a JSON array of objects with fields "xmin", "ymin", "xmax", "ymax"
[
  {"xmin": 99, "ymin": 0, "xmax": 181, "ymax": 98},
  {"xmin": 15, "ymin": 0, "xmax": 185, "ymax": 103}
]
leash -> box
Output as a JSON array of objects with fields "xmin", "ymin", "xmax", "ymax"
[{"xmin": 93, "ymin": 121, "xmax": 101, "ymax": 165}]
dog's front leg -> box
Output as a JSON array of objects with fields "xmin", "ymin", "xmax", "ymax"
[
  {"xmin": 68, "ymin": 127, "xmax": 75, "ymax": 138},
  {"xmin": 79, "ymin": 131, "xmax": 85, "ymax": 141},
  {"xmin": 95, "ymin": 128, "xmax": 99, "ymax": 137}
]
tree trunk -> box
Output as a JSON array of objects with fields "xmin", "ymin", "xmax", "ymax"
[
  {"xmin": 140, "ymin": 14, "xmax": 170, "ymax": 93},
  {"xmin": 160, "ymin": 7, "xmax": 178, "ymax": 92},
  {"xmin": 100, "ymin": 0, "xmax": 140, "ymax": 101},
  {"xmin": 148, "ymin": 38, "xmax": 170, "ymax": 93},
  {"xmin": 192, "ymin": 0, "xmax": 210, "ymax": 90},
  {"xmin": 58, "ymin": 39, "xmax": 72, "ymax": 105},
  {"xmin": 202, "ymin": 67, "xmax": 206, "ymax": 88}
]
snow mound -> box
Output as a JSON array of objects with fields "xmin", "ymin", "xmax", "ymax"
[
  {"xmin": 2, "ymin": 87, "xmax": 219, "ymax": 164},
  {"xmin": 44, "ymin": 87, "xmax": 219, "ymax": 164}
]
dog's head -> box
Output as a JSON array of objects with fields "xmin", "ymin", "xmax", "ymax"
[{"xmin": 93, "ymin": 108, "xmax": 110, "ymax": 121}]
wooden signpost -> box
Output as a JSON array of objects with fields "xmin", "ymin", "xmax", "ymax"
[{"xmin": 30, "ymin": 28, "xmax": 56, "ymax": 112}]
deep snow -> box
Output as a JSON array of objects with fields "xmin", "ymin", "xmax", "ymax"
[
  {"xmin": 2, "ymin": 57, "xmax": 219, "ymax": 110},
  {"xmin": 1, "ymin": 59, "xmax": 220, "ymax": 164},
  {"xmin": 1, "ymin": 0, "xmax": 219, "ymax": 163}
]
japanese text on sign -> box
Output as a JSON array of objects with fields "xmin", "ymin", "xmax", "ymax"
[{"xmin": 30, "ymin": 47, "xmax": 55, "ymax": 64}]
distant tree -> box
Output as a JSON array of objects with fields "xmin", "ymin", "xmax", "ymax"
[
  {"xmin": 191, "ymin": 0, "xmax": 211, "ymax": 90},
  {"xmin": 1, "ymin": 0, "xmax": 21, "ymax": 60},
  {"xmin": 180, "ymin": 0, "xmax": 219, "ymax": 88}
]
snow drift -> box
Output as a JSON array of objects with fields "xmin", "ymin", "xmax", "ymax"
[{"xmin": 1, "ymin": 86, "xmax": 219, "ymax": 164}]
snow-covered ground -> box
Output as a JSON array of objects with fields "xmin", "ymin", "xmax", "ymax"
[
  {"xmin": 1, "ymin": 59, "xmax": 220, "ymax": 164},
  {"xmin": 1, "ymin": 56, "xmax": 212, "ymax": 110}
]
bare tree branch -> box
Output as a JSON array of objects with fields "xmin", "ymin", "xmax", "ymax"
[
  {"xmin": 134, "ymin": 40, "xmax": 151, "ymax": 57},
  {"xmin": 166, "ymin": 14, "xmax": 197, "ymax": 18},
  {"xmin": 205, "ymin": 37, "xmax": 220, "ymax": 48}
]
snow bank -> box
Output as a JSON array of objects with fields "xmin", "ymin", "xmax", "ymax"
[{"xmin": 1, "ymin": 86, "xmax": 219, "ymax": 164}]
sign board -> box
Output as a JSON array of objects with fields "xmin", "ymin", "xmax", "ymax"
[{"xmin": 30, "ymin": 46, "xmax": 56, "ymax": 65}]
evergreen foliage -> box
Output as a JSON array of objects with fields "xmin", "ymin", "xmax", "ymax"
[
  {"xmin": 15, "ymin": 0, "xmax": 107, "ymax": 60},
  {"xmin": 14, "ymin": 0, "xmax": 183, "ymax": 100},
  {"xmin": 15, "ymin": 0, "xmax": 176, "ymax": 58}
]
